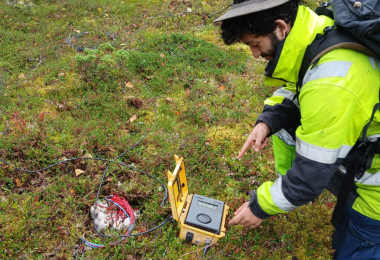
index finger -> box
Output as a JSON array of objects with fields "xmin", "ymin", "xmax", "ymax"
[
  {"xmin": 229, "ymin": 213, "xmax": 243, "ymax": 226},
  {"xmin": 237, "ymin": 139, "xmax": 252, "ymax": 159}
]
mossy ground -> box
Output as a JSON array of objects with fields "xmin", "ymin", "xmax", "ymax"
[{"xmin": 0, "ymin": 0, "xmax": 335, "ymax": 259}]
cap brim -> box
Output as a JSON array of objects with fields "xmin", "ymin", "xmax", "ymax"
[{"xmin": 214, "ymin": 0, "xmax": 291, "ymax": 22}]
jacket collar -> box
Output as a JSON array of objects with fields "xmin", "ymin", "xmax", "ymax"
[{"xmin": 264, "ymin": 6, "xmax": 334, "ymax": 86}]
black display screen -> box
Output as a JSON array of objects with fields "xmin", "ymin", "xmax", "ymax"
[{"xmin": 197, "ymin": 201, "xmax": 218, "ymax": 210}]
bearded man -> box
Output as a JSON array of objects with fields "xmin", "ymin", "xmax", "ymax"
[{"xmin": 214, "ymin": 0, "xmax": 380, "ymax": 259}]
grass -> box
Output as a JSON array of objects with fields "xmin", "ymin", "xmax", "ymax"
[{"xmin": 0, "ymin": 0, "xmax": 335, "ymax": 259}]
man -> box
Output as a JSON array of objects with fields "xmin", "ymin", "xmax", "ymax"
[{"xmin": 214, "ymin": 0, "xmax": 380, "ymax": 258}]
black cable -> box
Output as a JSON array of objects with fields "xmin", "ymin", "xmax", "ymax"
[
  {"xmin": 0, "ymin": 156, "xmax": 168, "ymax": 204},
  {"xmin": 27, "ymin": 55, "xmax": 46, "ymax": 70},
  {"xmin": 56, "ymin": 5, "xmax": 223, "ymax": 59},
  {"xmin": 142, "ymin": 224, "xmax": 162, "ymax": 260},
  {"xmin": 205, "ymin": 232, "xmax": 229, "ymax": 260},
  {"xmin": 0, "ymin": 102, "xmax": 170, "ymax": 242},
  {"xmin": 203, "ymin": 240, "xmax": 211, "ymax": 259},
  {"xmin": 56, "ymin": 31, "xmax": 116, "ymax": 59},
  {"xmin": 149, "ymin": 227, "xmax": 161, "ymax": 256},
  {"xmin": 91, "ymin": 103, "xmax": 168, "ymax": 240},
  {"xmin": 124, "ymin": 216, "xmax": 172, "ymax": 237}
]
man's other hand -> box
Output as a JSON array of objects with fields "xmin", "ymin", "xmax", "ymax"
[
  {"xmin": 238, "ymin": 122, "xmax": 270, "ymax": 158},
  {"xmin": 229, "ymin": 202, "xmax": 264, "ymax": 229}
]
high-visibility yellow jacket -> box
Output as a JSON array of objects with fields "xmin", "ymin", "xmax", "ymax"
[{"xmin": 249, "ymin": 6, "xmax": 380, "ymax": 221}]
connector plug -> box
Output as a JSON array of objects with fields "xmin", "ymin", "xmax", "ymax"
[
  {"xmin": 203, "ymin": 239, "xmax": 211, "ymax": 257},
  {"xmin": 127, "ymin": 224, "xmax": 135, "ymax": 234}
]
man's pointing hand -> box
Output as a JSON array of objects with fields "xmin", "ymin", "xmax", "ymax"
[
  {"xmin": 238, "ymin": 122, "xmax": 271, "ymax": 158},
  {"xmin": 229, "ymin": 202, "xmax": 264, "ymax": 229}
]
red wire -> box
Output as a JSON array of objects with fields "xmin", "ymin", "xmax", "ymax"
[{"xmin": 105, "ymin": 194, "xmax": 136, "ymax": 225}]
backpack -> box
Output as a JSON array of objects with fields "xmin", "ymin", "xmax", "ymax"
[
  {"xmin": 296, "ymin": 0, "xmax": 380, "ymax": 227},
  {"xmin": 298, "ymin": 0, "xmax": 380, "ymax": 89}
]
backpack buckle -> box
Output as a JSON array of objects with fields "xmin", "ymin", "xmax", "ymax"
[
  {"xmin": 323, "ymin": 26, "xmax": 335, "ymax": 33},
  {"xmin": 321, "ymin": 2, "xmax": 331, "ymax": 8}
]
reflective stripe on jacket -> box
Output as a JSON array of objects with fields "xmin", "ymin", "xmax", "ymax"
[{"xmin": 250, "ymin": 5, "xmax": 380, "ymax": 221}]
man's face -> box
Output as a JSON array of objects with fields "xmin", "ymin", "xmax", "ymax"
[{"xmin": 241, "ymin": 32, "xmax": 281, "ymax": 61}]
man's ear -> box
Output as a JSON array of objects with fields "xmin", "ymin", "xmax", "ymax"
[{"xmin": 274, "ymin": 19, "xmax": 291, "ymax": 40}]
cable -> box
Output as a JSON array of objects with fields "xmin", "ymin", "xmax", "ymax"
[
  {"xmin": 56, "ymin": 31, "xmax": 116, "ymax": 59},
  {"xmin": 80, "ymin": 215, "xmax": 172, "ymax": 250},
  {"xmin": 0, "ymin": 102, "xmax": 171, "ymax": 247},
  {"xmin": 124, "ymin": 216, "xmax": 173, "ymax": 237},
  {"xmin": 57, "ymin": 8, "xmax": 214, "ymax": 57},
  {"xmin": 90, "ymin": 103, "xmax": 167, "ymax": 241},
  {"xmin": 0, "ymin": 156, "xmax": 170, "ymax": 222},
  {"xmin": 141, "ymin": 223, "xmax": 163, "ymax": 260},
  {"xmin": 178, "ymin": 232, "xmax": 217, "ymax": 260},
  {"xmin": 203, "ymin": 240, "xmax": 211, "ymax": 258},
  {"xmin": 205, "ymin": 232, "xmax": 229, "ymax": 260},
  {"xmin": 27, "ymin": 55, "xmax": 46, "ymax": 70}
]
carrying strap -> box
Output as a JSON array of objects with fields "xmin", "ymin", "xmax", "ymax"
[
  {"xmin": 295, "ymin": 26, "xmax": 379, "ymax": 117},
  {"xmin": 297, "ymin": 27, "xmax": 378, "ymax": 89},
  {"xmin": 331, "ymin": 142, "xmax": 374, "ymax": 227},
  {"xmin": 359, "ymin": 102, "xmax": 380, "ymax": 146},
  {"xmin": 315, "ymin": 2, "xmax": 334, "ymax": 20}
]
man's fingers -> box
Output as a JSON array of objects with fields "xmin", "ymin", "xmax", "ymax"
[
  {"xmin": 238, "ymin": 125, "xmax": 270, "ymax": 157},
  {"xmin": 234, "ymin": 202, "xmax": 248, "ymax": 215},
  {"xmin": 260, "ymin": 137, "xmax": 268, "ymax": 149},
  {"xmin": 229, "ymin": 213, "xmax": 242, "ymax": 226},
  {"xmin": 253, "ymin": 132, "xmax": 265, "ymax": 152},
  {"xmin": 238, "ymin": 138, "xmax": 254, "ymax": 158},
  {"xmin": 237, "ymin": 145, "xmax": 248, "ymax": 159},
  {"xmin": 249, "ymin": 224, "xmax": 258, "ymax": 229}
]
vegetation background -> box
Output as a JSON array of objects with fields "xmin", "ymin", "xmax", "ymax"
[{"xmin": 0, "ymin": 0, "xmax": 335, "ymax": 259}]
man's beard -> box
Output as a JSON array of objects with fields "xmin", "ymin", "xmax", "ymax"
[{"xmin": 260, "ymin": 32, "xmax": 280, "ymax": 60}]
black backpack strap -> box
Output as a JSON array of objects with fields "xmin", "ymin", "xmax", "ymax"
[
  {"xmin": 331, "ymin": 88, "xmax": 379, "ymax": 227},
  {"xmin": 295, "ymin": 26, "xmax": 335, "ymax": 100},
  {"xmin": 296, "ymin": 27, "xmax": 378, "ymax": 96},
  {"xmin": 315, "ymin": 2, "xmax": 334, "ymax": 19},
  {"xmin": 331, "ymin": 142, "xmax": 375, "ymax": 227},
  {"xmin": 359, "ymin": 102, "xmax": 380, "ymax": 146}
]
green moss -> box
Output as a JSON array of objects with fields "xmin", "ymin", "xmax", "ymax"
[{"xmin": 0, "ymin": 0, "xmax": 333, "ymax": 259}]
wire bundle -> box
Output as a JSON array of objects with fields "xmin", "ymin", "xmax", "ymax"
[
  {"xmin": 83, "ymin": 194, "xmax": 138, "ymax": 248},
  {"xmin": 106, "ymin": 194, "xmax": 137, "ymax": 229}
]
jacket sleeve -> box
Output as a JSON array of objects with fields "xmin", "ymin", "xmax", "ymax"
[
  {"xmin": 250, "ymin": 79, "xmax": 369, "ymax": 218},
  {"xmin": 256, "ymin": 83, "xmax": 300, "ymax": 138}
]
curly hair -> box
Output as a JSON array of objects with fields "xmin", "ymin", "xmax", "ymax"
[{"xmin": 221, "ymin": 0, "xmax": 300, "ymax": 45}]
